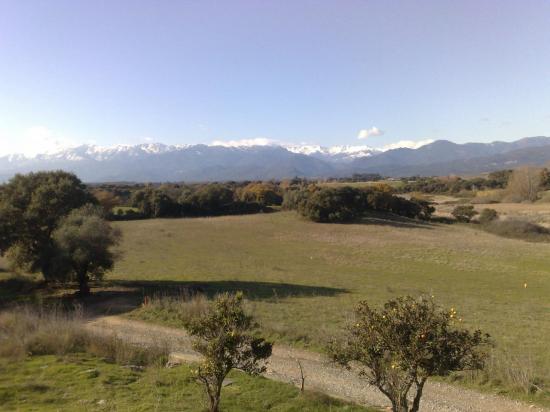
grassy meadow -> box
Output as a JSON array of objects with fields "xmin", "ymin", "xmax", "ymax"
[
  {"xmin": 109, "ymin": 212, "xmax": 550, "ymax": 396},
  {"xmin": 0, "ymin": 354, "xmax": 371, "ymax": 411},
  {"xmin": 2, "ymin": 208, "xmax": 549, "ymax": 405}
]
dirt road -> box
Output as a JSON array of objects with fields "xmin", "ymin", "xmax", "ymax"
[{"xmin": 86, "ymin": 315, "xmax": 548, "ymax": 412}]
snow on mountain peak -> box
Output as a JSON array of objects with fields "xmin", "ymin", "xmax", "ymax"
[{"xmin": 1, "ymin": 140, "xmax": 436, "ymax": 165}]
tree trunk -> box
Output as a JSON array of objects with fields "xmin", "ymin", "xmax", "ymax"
[
  {"xmin": 411, "ymin": 378, "xmax": 427, "ymax": 412},
  {"xmin": 77, "ymin": 271, "xmax": 90, "ymax": 296},
  {"xmin": 391, "ymin": 401, "xmax": 409, "ymax": 412},
  {"xmin": 209, "ymin": 396, "xmax": 220, "ymax": 412},
  {"xmin": 391, "ymin": 396, "xmax": 409, "ymax": 412},
  {"xmin": 209, "ymin": 380, "xmax": 222, "ymax": 412}
]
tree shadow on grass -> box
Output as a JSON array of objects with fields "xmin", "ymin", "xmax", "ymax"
[
  {"xmin": 0, "ymin": 275, "xmax": 45, "ymax": 308},
  {"xmin": 115, "ymin": 279, "xmax": 347, "ymax": 300},
  {"xmin": 357, "ymin": 212, "xmax": 436, "ymax": 230},
  {"xmin": 0, "ymin": 277, "xmax": 348, "ymax": 317},
  {"xmin": 45, "ymin": 279, "xmax": 349, "ymax": 317}
]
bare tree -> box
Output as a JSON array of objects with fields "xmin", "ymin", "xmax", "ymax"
[{"xmin": 505, "ymin": 166, "xmax": 541, "ymax": 202}]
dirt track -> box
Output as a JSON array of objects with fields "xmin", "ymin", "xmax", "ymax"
[{"xmin": 86, "ymin": 315, "xmax": 549, "ymax": 412}]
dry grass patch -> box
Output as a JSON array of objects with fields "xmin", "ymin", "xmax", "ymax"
[{"xmin": 0, "ymin": 305, "xmax": 169, "ymax": 366}]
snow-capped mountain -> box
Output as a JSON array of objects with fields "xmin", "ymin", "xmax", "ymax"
[
  {"xmin": 285, "ymin": 144, "xmax": 380, "ymax": 162},
  {"xmin": 2, "ymin": 137, "xmax": 550, "ymax": 182},
  {"xmin": 35, "ymin": 143, "xmax": 191, "ymax": 162}
]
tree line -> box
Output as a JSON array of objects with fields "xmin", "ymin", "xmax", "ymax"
[{"xmin": 283, "ymin": 184, "xmax": 435, "ymax": 223}]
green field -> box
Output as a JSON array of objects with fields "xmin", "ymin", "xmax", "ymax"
[
  {"xmin": 109, "ymin": 211, "xmax": 550, "ymax": 401},
  {"xmin": 0, "ymin": 354, "xmax": 371, "ymax": 411},
  {"xmin": 2, "ymin": 210, "xmax": 549, "ymax": 405}
]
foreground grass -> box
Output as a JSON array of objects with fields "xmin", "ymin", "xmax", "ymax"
[
  {"xmin": 0, "ymin": 354, "xmax": 374, "ymax": 411},
  {"xmin": 110, "ymin": 211, "xmax": 550, "ymax": 404}
]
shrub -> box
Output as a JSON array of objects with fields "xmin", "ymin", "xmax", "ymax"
[
  {"xmin": 470, "ymin": 189, "xmax": 505, "ymax": 204},
  {"xmin": 478, "ymin": 208, "xmax": 498, "ymax": 224},
  {"xmin": 451, "ymin": 205, "xmax": 478, "ymax": 223},
  {"xmin": 184, "ymin": 292, "xmax": 272, "ymax": 412},
  {"xmin": 483, "ymin": 218, "xmax": 550, "ymax": 242},
  {"xmin": 329, "ymin": 296, "xmax": 490, "ymax": 412}
]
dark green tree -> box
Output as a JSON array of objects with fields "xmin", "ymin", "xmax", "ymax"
[
  {"xmin": 187, "ymin": 184, "xmax": 235, "ymax": 214},
  {"xmin": 53, "ymin": 204, "xmax": 121, "ymax": 295},
  {"xmin": 131, "ymin": 187, "xmax": 180, "ymax": 217},
  {"xmin": 0, "ymin": 171, "xmax": 95, "ymax": 281}
]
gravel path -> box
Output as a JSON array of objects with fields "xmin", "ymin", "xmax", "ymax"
[{"xmin": 86, "ymin": 315, "xmax": 548, "ymax": 412}]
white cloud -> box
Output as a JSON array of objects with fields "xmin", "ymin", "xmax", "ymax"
[
  {"xmin": 210, "ymin": 137, "xmax": 279, "ymax": 147},
  {"xmin": 378, "ymin": 139, "xmax": 434, "ymax": 151},
  {"xmin": 0, "ymin": 126, "xmax": 76, "ymax": 157},
  {"xmin": 357, "ymin": 127, "xmax": 384, "ymax": 139}
]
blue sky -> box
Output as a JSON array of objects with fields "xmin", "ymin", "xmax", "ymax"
[{"xmin": 1, "ymin": 0, "xmax": 549, "ymax": 155}]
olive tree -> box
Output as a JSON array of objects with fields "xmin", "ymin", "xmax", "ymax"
[
  {"xmin": 53, "ymin": 204, "xmax": 121, "ymax": 295},
  {"xmin": 329, "ymin": 296, "xmax": 490, "ymax": 412},
  {"xmin": 184, "ymin": 292, "xmax": 272, "ymax": 412},
  {"xmin": 0, "ymin": 171, "xmax": 95, "ymax": 281}
]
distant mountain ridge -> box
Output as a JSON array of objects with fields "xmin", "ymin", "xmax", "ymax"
[{"xmin": 1, "ymin": 137, "xmax": 550, "ymax": 182}]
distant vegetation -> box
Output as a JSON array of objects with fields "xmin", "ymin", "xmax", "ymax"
[
  {"xmin": 398, "ymin": 170, "xmax": 513, "ymax": 195},
  {"xmin": 283, "ymin": 184, "xmax": 434, "ymax": 223},
  {"xmin": 102, "ymin": 181, "xmax": 284, "ymax": 220}
]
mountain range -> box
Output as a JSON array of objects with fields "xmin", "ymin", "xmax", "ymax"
[{"xmin": 1, "ymin": 137, "xmax": 550, "ymax": 182}]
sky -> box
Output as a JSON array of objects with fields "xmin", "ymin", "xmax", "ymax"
[{"xmin": 1, "ymin": 0, "xmax": 549, "ymax": 156}]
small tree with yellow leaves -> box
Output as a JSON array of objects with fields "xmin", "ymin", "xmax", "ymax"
[
  {"xmin": 184, "ymin": 293, "xmax": 272, "ymax": 412},
  {"xmin": 329, "ymin": 296, "xmax": 490, "ymax": 412}
]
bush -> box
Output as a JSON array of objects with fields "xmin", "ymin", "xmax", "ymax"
[
  {"xmin": 451, "ymin": 205, "xmax": 478, "ymax": 223},
  {"xmin": 478, "ymin": 208, "xmax": 498, "ymax": 224},
  {"xmin": 329, "ymin": 296, "xmax": 490, "ymax": 412},
  {"xmin": 185, "ymin": 292, "xmax": 272, "ymax": 412},
  {"xmin": 483, "ymin": 218, "xmax": 550, "ymax": 242}
]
